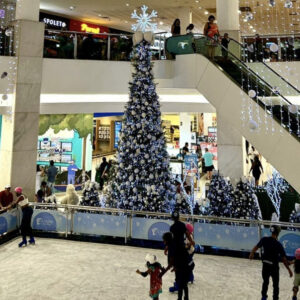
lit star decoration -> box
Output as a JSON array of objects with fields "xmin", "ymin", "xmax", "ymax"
[{"xmin": 131, "ymin": 5, "xmax": 158, "ymax": 32}]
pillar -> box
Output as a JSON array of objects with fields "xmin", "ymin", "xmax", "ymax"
[
  {"xmin": 180, "ymin": 113, "xmax": 192, "ymax": 148},
  {"xmin": 178, "ymin": 7, "xmax": 192, "ymax": 34},
  {"xmin": 216, "ymin": 0, "xmax": 240, "ymax": 41},
  {"xmin": 217, "ymin": 114, "xmax": 244, "ymax": 184},
  {"xmin": 0, "ymin": 0, "xmax": 44, "ymax": 200}
]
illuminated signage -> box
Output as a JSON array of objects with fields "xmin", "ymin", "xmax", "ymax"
[
  {"xmin": 81, "ymin": 23, "xmax": 100, "ymax": 34},
  {"xmin": 43, "ymin": 18, "xmax": 67, "ymax": 28}
]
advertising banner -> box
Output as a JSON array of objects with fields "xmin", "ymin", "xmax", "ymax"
[
  {"xmin": 131, "ymin": 217, "xmax": 173, "ymax": 241},
  {"xmin": 261, "ymin": 228, "xmax": 300, "ymax": 257},
  {"xmin": 0, "ymin": 210, "xmax": 18, "ymax": 235},
  {"xmin": 194, "ymin": 222, "xmax": 259, "ymax": 251},
  {"xmin": 73, "ymin": 212, "xmax": 129, "ymax": 238},
  {"xmin": 184, "ymin": 154, "xmax": 198, "ymax": 174},
  {"xmin": 32, "ymin": 210, "xmax": 68, "ymax": 233}
]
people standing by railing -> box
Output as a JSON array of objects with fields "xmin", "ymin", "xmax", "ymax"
[
  {"xmin": 203, "ymin": 15, "xmax": 220, "ymax": 59},
  {"xmin": 171, "ymin": 19, "xmax": 181, "ymax": 36}
]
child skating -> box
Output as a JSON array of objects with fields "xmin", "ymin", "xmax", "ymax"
[
  {"xmin": 136, "ymin": 254, "xmax": 164, "ymax": 300},
  {"xmin": 291, "ymin": 248, "xmax": 300, "ymax": 300},
  {"xmin": 249, "ymin": 225, "xmax": 293, "ymax": 300}
]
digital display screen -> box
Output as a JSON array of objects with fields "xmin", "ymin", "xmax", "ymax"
[
  {"xmin": 61, "ymin": 154, "xmax": 72, "ymax": 163},
  {"xmin": 114, "ymin": 121, "xmax": 122, "ymax": 148}
]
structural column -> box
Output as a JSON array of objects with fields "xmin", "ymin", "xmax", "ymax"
[
  {"xmin": 216, "ymin": 0, "xmax": 240, "ymax": 41},
  {"xmin": 177, "ymin": 7, "xmax": 192, "ymax": 34},
  {"xmin": 217, "ymin": 114, "xmax": 244, "ymax": 184},
  {"xmin": 179, "ymin": 113, "xmax": 192, "ymax": 148},
  {"xmin": 0, "ymin": 0, "xmax": 44, "ymax": 200}
]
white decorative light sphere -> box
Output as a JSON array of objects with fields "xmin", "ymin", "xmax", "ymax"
[
  {"xmin": 270, "ymin": 43, "xmax": 279, "ymax": 53},
  {"xmin": 248, "ymin": 90, "xmax": 256, "ymax": 98},
  {"xmin": 249, "ymin": 119, "xmax": 258, "ymax": 130},
  {"xmin": 5, "ymin": 28, "xmax": 13, "ymax": 37},
  {"xmin": 289, "ymin": 104, "xmax": 298, "ymax": 114},
  {"xmin": 246, "ymin": 12, "xmax": 254, "ymax": 21},
  {"xmin": 284, "ymin": 0, "xmax": 293, "ymax": 8}
]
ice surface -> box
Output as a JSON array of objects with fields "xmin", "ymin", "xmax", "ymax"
[{"xmin": 0, "ymin": 238, "xmax": 294, "ymax": 300}]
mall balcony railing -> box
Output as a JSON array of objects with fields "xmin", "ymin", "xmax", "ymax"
[
  {"xmin": 1, "ymin": 203, "xmax": 299, "ymax": 255},
  {"xmin": 240, "ymin": 33, "xmax": 300, "ymax": 62},
  {"xmin": 43, "ymin": 29, "xmax": 169, "ymax": 61}
]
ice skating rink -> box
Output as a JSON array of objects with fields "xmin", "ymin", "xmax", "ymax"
[{"xmin": 0, "ymin": 238, "xmax": 293, "ymax": 300}]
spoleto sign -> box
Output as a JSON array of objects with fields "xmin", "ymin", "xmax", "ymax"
[{"xmin": 43, "ymin": 18, "xmax": 67, "ymax": 28}]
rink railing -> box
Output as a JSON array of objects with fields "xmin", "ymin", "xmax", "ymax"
[{"xmin": 1, "ymin": 204, "xmax": 299, "ymax": 256}]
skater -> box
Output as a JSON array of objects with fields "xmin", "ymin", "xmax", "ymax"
[
  {"xmin": 7, "ymin": 187, "xmax": 35, "ymax": 247},
  {"xmin": 291, "ymin": 248, "xmax": 300, "ymax": 300},
  {"xmin": 162, "ymin": 231, "xmax": 190, "ymax": 300},
  {"xmin": 249, "ymin": 225, "xmax": 293, "ymax": 300},
  {"xmin": 136, "ymin": 254, "xmax": 164, "ymax": 299}
]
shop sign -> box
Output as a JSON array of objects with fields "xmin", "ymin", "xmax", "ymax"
[
  {"xmin": 69, "ymin": 20, "xmax": 109, "ymax": 38},
  {"xmin": 0, "ymin": 10, "xmax": 5, "ymax": 19},
  {"xmin": 40, "ymin": 12, "xmax": 70, "ymax": 30}
]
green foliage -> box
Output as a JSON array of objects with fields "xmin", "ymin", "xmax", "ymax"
[{"xmin": 39, "ymin": 114, "xmax": 93, "ymax": 138}]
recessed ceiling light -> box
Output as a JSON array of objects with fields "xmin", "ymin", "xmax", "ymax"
[
  {"xmin": 98, "ymin": 14, "xmax": 102, "ymax": 17},
  {"xmin": 198, "ymin": 6, "xmax": 202, "ymax": 9},
  {"xmin": 126, "ymin": 3, "xmax": 129, "ymax": 6},
  {"xmin": 69, "ymin": 6, "xmax": 75, "ymax": 10},
  {"xmin": 195, "ymin": 0, "xmax": 199, "ymax": 2},
  {"xmin": 159, "ymin": 21, "xmax": 164, "ymax": 25},
  {"xmin": 204, "ymin": 11, "xmax": 209, "ymax": 15},
  {"xmin": 125, "ymin": 21, "xmax": 128, "ymax": 23}
]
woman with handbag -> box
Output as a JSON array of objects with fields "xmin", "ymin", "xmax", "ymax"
[{"xmin": 7, "ymin": 187, "xmax": 35, "ymax": 247}]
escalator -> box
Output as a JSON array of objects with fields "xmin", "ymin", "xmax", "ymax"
[{"xmin": 166, "ymin": 34, "xmax": 300, "ymax": 192}]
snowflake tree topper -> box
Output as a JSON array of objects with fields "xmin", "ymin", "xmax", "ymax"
[{"xmin": 131, "ymin": 5, "xmax": 158, "ymax": 32}]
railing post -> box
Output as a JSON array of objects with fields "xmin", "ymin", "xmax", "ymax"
[
  {"xmin": 107, "ymin": 35, "xmax": 111, "ymax": 60},
  {"xmin": 277, "ymin": 37, "xmax": 281, "ymax": 61},
  {"xmin": 163, "ymin": 35, "xmax": 166, "ymax": 59},
  {"xmin": 74, "ymin": 33, "xmax": 78, "ymax": 59},
  {"xmin": 65, "ymin": 207, "xmax": 69, "ymax": 238},
  {"xmin": 159, "ymin": 34, "xmax": 162, "ymax": 60}
]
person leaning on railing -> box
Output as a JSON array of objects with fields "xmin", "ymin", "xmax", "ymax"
[{"xmin": 203, "ymin": 15, "xmax": 220, "ymax": 59}]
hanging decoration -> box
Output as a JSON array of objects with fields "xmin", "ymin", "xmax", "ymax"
[{"xmin": 131, "ymin": 5, "xmax": 158, "ymax": 32}]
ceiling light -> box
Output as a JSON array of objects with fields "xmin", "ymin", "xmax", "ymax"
[
  {"xmin": 204, "ymin": 11, "xmax": 209, "ymax": 15},
  {"xmin": 195, "ymin": 0, "xmax": 199, "ymax": 2},
  {"xmin": 69, "ymin": 6, "xmax": 75, "ymax": 10},
  {"xmin": 98, "ymin": 14, "xmax": 102, "ymax": 17},
  {"xmin": 198, "ymin": 6, "xmax": 202, "ymax": 9},
  {"xmin": 159, "ymin": 21, "xmax": 164, "ymax": 25},
  {"xmin": 125, "ymin": 21, "xmax": 128, "ymax": 23},
  {"xmin": 126, "ymin": 3, "xmax": 129, "ymax": 6}
]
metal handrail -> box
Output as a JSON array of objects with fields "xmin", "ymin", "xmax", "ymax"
[
  {"xmin": 242, "ymin": 33, "xmax": 300, "ymax": 38},
  {"xmin": 190, "ymin": 33, "xmax": 294, "ymax": 106},
  {"xmin": 229, "ymin": 37, "xmax": 300, "ymax": 94},
  {"xmin": 30, "ymin": 202, "xmax": 300, "ymax": 228}
]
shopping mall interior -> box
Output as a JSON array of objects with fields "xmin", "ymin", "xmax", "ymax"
[{"xmin": 0, "ymin": 0, "xmax": 300, "ymax": 299}]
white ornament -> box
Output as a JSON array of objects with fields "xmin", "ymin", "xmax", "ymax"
[
  {"xmin": 289, "ymin": 104, "xmax": 298, "ymax": 114},
  {"xmin": 248, "ymin": 90, "xmax": 256, "ymax": 98},
  {"xmin": 270, "ymin": 43, "xmax": 278, "ymax": 53},
  {"xmin": 131, "ymin": 5, "xmax": 158, "ymax": 33},
  {"xmin": 5, "ymin": 28, "xmax": 13, "ymax": 37},
  {"xmin": 284, "ymin": 0, "xmax": 293, "ymax": 8},
  {"xmin": 249, "ymin": 120, "xmax": 258, "ymax": 130},
  {"xmin": 246, "ymin": 12, "xmax": 254, "ymax": 21}
]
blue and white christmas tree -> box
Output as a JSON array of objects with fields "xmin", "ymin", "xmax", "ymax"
[{"xmin": 107, "ymin": 7, "xmax": 175, "ymax": 212}]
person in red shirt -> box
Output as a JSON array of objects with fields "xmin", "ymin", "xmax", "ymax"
[{"xmin": 0, "ymin": 186, "xmax": 13, "ymax": 209}]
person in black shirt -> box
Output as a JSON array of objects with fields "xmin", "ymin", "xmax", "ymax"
[
  {"xmin": 249, "ymin": 225, "xmax": 293, "ymax": 300},
  {"xmin": 161, "ymin": 231, "xmax": 190, "ymax": 300},
  {"xmin": 182, "ymin": 143, "xmax": 189, "ymax": 158},
  {"xmin": 221, "ymin": 33, "xmax": 230, "ymax": 59}
]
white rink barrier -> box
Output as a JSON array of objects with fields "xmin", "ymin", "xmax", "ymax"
[{"xmin": 27, "ymin": 203, "xmax": 300, "ymax": 256}]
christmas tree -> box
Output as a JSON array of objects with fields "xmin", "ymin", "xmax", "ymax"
[
  {"xmin": 206, "ymin": 173, "xmax": 234, "ymax": 218},
  {"xmin": 107, "ymin": 32, "xmax": 174, "ymax": 212},
  {"xmin": 231, "ymin": 180, "xmax": 261, "ymax": 220}
]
